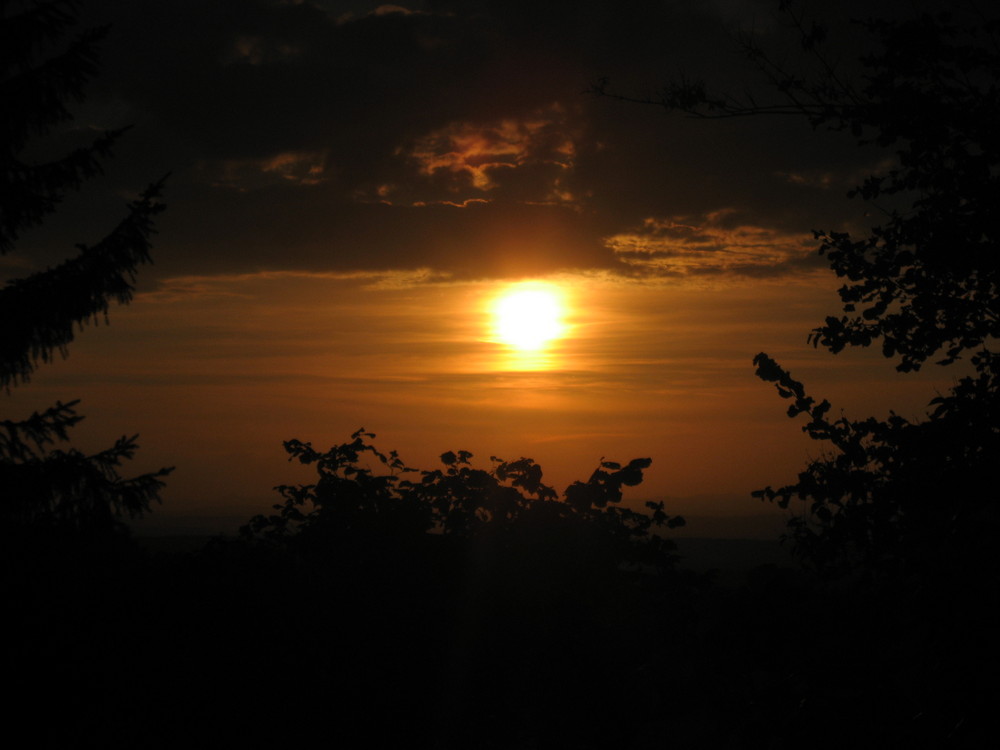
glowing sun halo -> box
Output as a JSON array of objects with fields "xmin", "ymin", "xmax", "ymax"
[{"xmin": 493, "ymin": 285, "xmax": 565, "ymax": 351}]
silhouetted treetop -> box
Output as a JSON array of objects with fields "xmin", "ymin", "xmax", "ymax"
[
  {"xmin": 1, "ymin": 0, "xmax": 117, "ymax": 254},
  {"xmin": 242, "ymin": 429, "xmax": 685, "ymax": 575},
  {"xmin": 1, "ymin": 0, "xmax": 171, "ymax": 531},
  {"xmin": 1, "ymin": 0, "xmax": 166, "ymax": 388},
  {"xmin": 0, "ymin": 180, "xmax": 166, "ymax": 388},
  {"xmin": 1, "ymin": 400, "xmax": 169, "ymax": 531}
]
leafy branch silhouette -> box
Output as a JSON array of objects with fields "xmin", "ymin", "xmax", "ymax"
[{"xmin": 242, "ymin": 428, "xmax": 684, "ymax": 575}]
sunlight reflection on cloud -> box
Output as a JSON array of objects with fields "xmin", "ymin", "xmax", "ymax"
[
  {"xmin": 406, "ymin": 106, "xmax": 578, "ymax": 201},
  {"xmin": 605, "ymin": 210, "xmax": 817, "ymax": 278}
]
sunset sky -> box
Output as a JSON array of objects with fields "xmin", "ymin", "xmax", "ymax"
[{"xmin": 6, "ymin": 0, "xmax": 958, "ymax": 537}]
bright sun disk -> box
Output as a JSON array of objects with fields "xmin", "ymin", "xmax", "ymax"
[{"xmin": 493, "ymin": 285, "xmax": 565, "ymax": 351}]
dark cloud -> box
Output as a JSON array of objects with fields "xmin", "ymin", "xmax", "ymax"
[
  {"xmin": 156, "ymin": 186, "xmax": 613, "ymax": 279},
  {"xmin": 42, "ymin": 0, "xmax": 908, "ymax": 283}
]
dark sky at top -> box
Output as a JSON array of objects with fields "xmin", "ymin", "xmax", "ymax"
[{"xmin": 23, "ymin": 0, "xmax": 918, "ymax": 284}]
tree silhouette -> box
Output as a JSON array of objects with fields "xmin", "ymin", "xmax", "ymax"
[
  {"xmin": 744, "ymin": 9, "xmax": 1000, "ymax": 579},
  {"xmin": 1, "ymin": 1, "xmax": 171, "ymax": 533},
  {"xmin": 599, "ymin": 5, "xmax": 1000, "ymax": 579},
  {"xmin": 589, "ymin": 8, "xmax": 1000, "ymax": 745},
  {"xmin": 242, "ymin": 428, "xmax": 685, "ymax": 575}
]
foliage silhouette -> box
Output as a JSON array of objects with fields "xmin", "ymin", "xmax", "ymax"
[
  {"xmin": 751, "ymin": 352, "xmax": 999, "ymax": 581},
  {"xmin": 0, "ymin": 0, "xmax": 171, "ymax": 532},
  {"xmin": 242, "ymin": 428, "xmax": 685, "ymax": 574},
  {"xmin": 599, "ymin": 4, "xmax": 1000, "ymax": 580}
]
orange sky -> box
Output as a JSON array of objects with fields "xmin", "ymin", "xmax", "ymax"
[{"xmin": 5, "ymin": 0, "xmax": 963, "ymax": 538}]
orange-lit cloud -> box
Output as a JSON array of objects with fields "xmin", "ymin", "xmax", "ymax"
[
  {"xmin": 223, "ymin": 35, "xmax": 303, "ymax": 66},
  {"xmin": 605, "ymin": 209, "xmax": 820, "ymax": 279},
  {"xmin": 201, "ymin": 150, "xmax": 328, "ymax": 189},
  {"xmin": 406, "ymin": 107, "xmax": 578, "ymax": 202},
  {"xmin": 372, "ymin": 5, "xmax": 419, "ymax": 16}
]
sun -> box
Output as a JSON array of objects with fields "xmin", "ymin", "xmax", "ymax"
[{"xmin": 493, "ymin": 283, "xmax": 566, "ymax": 351}]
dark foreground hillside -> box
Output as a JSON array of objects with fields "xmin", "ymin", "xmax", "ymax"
[{"xmin": 6, "ymin": 525, "xmax": 995, "ymax": 749}]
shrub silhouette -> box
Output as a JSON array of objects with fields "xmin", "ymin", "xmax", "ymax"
[{"xmin": 242, "ymin": 428, "xmax": 685, "ymax": 576}]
